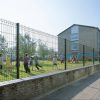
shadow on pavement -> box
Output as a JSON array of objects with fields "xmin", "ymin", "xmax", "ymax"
[{"xmin": 39, "ymin": 72, "xmax": 100, "ymax": 100}]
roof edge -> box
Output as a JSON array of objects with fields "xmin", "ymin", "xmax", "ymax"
[{"xmin": 58, "ymin": 24, "xmax": 99, "ymax": 36}]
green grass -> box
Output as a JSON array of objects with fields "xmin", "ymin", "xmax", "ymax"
[{"xmin": 0, "ymin": 60, "xmax": 99, "ymax": 82}]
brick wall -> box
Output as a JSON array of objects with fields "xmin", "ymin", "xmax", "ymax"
[{"xmin": 0, "ymin": 64, "xmax": 100, "ymax": 100}]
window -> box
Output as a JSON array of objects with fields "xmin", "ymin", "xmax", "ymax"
[
  {"xmin": 71, "ymin": 26, "xmax": 79, "ymax": 41},
  {"xmin": 71, "ymin": 41, "xmax": 79, "ymax": 51}
]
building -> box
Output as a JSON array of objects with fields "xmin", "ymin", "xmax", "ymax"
[{"xmin": 58, "ymin": 24, "xmax": 100, "ymax": 60}]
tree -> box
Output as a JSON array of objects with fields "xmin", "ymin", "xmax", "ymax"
[
  {"xmin": 19, "ymin": 34, "xmax": 36, "ymax": 60},
  {"xmin": 37, "ymin": 40, "xmax": 58, "ymax": 59},
  {"xmin": 37, "ymin": 40, "xmax": 49, "ymax": 59},
  {"xmin": 48, "ymin": 48, "xmax": 57, "ymax": 56},
  {"xmin": 0, "ymin": 34, "xmax": 7, "ymax": 56}
]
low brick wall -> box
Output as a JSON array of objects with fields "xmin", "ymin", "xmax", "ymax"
[{"xmin": 0, "ymin": 64, "xmax": 100, "ymax": 100}]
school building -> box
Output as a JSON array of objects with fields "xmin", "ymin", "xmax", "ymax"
[{"xmin": 58, "ymin": 24, "xmax": 100, "ymax": 59}]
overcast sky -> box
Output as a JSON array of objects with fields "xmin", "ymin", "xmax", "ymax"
[{"xmin": 0, "ymin": 0, "xmax": 100, "ymax": 35}]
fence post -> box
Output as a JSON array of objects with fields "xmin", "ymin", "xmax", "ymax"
[
  {"xmin": 16, "ymin": 23, "xmax": 20, "ymax": 79},
  {"xmin": 64, "ymin": 39, "xmax": 67, "ymax": 70},
  {"xmin": 93, "ymin": 48, "xmax": 94, "ymax": 64},
  {"xmin": 83, "ymin": 45, "xmax": 85, "ymax": 66},
  {"xmin": 99, "ymin": 50, "xmax": 100, "ymax": 63}
]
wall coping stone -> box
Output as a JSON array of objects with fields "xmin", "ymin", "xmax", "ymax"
[{"xmin": 0, "ymin": 64, "xmax": 97, "ymax": 87}]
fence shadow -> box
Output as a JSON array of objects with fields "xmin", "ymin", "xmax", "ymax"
[{"xmin": 39, "ymin": 72, "xmax": 100, "ymax": 100}]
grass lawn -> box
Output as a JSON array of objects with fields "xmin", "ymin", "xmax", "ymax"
[{"xmin": 0, "ymin": 60, "xmax": 99, "ymax": 82}]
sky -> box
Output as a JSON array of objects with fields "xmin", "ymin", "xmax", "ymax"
[{"xmin": 0, "ymin": 0, "xmax": 100, "ymax": 36}]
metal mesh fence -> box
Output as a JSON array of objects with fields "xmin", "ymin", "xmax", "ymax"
[
  {"xmin": 19, "ymin": 25, "xmax": 60, "ymax": 78},
  {"xmin": 0, "ymin": 19, "xmax": 16, "ymax": 81},
  {"xmin": 58, "ymin": 36, "xmax": 100, "ymax": 69},
  {"xmin": 0, "ymin": 19, "xmax": 100, "ymax": 82}
]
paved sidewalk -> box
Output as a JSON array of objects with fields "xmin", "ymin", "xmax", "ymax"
[
  {"xmin": 39, "ymin": 72, "xmax": 100, "ymax": 100},
  {"xmin": 72, "ymin": 78, "xmax": 100, "ymax": 100}
]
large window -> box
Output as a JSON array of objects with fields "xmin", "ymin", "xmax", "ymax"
[
  {"xmin": 71, "ymin": 41, "xmax": 79, "ymax": 51},
  {"xmin": 71, "ymin": 26, "xmax": 79, "ymax": 41},
  {"xmin": 71, "ymin": 26, "xmax": 79, "ymax": 51}
]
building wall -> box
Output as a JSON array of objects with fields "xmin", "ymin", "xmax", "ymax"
[
  {"xmin": 79, "ymin": 26, "xmax": 99, "ymax": 50},
  {"xmin": 58, "ymin": 28, "xmax": 71, "ymax": 56},
  {"xmin": 58, "ymin": 25, "xmax": 100, "ymax": 59}
]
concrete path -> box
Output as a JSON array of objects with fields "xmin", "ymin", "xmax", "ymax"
[{"xmin": 39, "ymin": 72, "xmax": 100, "ymax": 100}]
